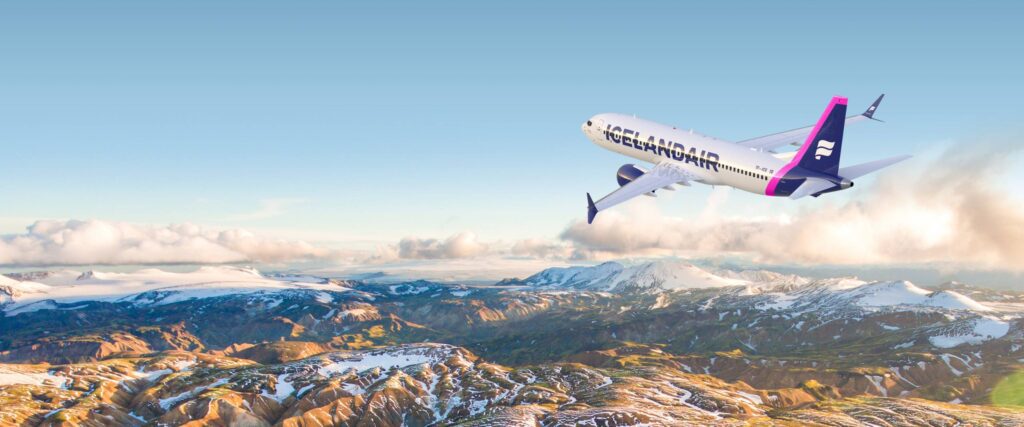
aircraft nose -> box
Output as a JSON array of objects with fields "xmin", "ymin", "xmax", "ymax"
[{"xmin": 582, "ymin": 116, "xmax": 599, "ymax": 135}]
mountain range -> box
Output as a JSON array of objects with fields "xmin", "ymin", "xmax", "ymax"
[{"xmin": 1, "ymin": 260, "xmax": 1022, "ymax": 425}]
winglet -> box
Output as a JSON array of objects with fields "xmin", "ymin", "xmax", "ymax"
[
  {"xmin": 586, "ymin": 193, "xmax": 598, "ymax": 224},
  {"xmin": 863, "ymin": 93, "xmax": 885, "ymax": 121}
]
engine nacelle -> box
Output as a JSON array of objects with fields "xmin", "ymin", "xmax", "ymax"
[{"xmin": 616, "ymin": 164, "xmax": 646, "ymax": 187}]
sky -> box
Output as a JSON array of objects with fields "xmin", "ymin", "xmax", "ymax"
[{"xmin": 2, "ymin": 1, "xmax": 1024, "ymax": 283}]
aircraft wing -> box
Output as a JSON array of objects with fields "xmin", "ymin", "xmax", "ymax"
[
  {"xmin": 587, "ymin": 162, "xmax": 693, "ymax": 224},
  {"xmin": 736, "ymin": 94, "xmax": 885, "ymax": 151}
]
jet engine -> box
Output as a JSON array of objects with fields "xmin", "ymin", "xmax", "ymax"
[{"xmin": 616, "ymin": 164, "xmax": 645, "ymax": 187}]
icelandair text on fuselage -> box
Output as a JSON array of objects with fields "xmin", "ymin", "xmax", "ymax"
[{"xmin": 604, "ymin": 125, "xmax": 720, "ymax": 171}]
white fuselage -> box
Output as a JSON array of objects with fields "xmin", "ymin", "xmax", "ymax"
[{"xmin": 582, "ymin": 113, "xmax": 789, "ymax": 195}]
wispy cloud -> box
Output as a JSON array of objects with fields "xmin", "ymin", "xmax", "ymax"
[{"xmin": 227, "ymin": 198, "xmax": 307, "ymax": 221}]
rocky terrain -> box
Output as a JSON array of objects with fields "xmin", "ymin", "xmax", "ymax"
[{"xmin": 1, "ymin": 260, "xmax": 1022, "ymax": 425}]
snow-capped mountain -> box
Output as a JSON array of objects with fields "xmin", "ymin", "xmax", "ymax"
[
  {"xmin": 0, "ymin": 274, "xmax": 51, "ymax": 305},
  {"xmin": 521, "ymin": 259, "xmax": 805, "ymax": 293},
  {"xmin": 0, "ymin": 266, "xmax": 353, "ymax": 316},
  {"xmin": 520, "ymin": 260, "xmax": 1005, "ymax": 312},
  {"xmin": 515, "ymin": 260, "xmax": 626, "ymax": 290},
  {"xmin": 2, "ymin": 262, "xmax": 1021, "ymax": 359},
  {"xmin": 517, "ymin": 260, "xmax": 1021, "ymax": 351},
  {"xmin": 762, "ymin": 279, "xmax": 996, "ymax": 313}
]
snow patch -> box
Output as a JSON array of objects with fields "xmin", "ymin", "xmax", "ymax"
[
  {"xmin": 0, "ymin": 366, "xmax": 69, "ymax": 388},
  {"xmin": 929, "ymin": 317, "xmax": 1010, "ymax": 348},
  {"xmin": 854, "ymin": 281, "xmax": 992, "ymax": 311},
  {"xmin": 159, "ymin": 378, "xmax": 229, "ymax": 410},
  {"xmin": 261, "ymin": 373, "xmax": 295, "ymax": 401},
  {"xmin": 318, "ymin": 346, "xmax": 446, "ymax": 377},
  {"xmin": 735, "ymin": 390, "xmax": 763, "ymax": 405},
  {"xmin": 388, "ymin": 284, "xmax": 431, "ymax": 296}
]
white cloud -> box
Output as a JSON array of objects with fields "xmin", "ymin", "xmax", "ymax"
[
  {"xmin": 395, "ymin": 232, "xmax": 489, "ymax": 259},
  {"xmin": 561, "ymin": 140, "xmax": 1024, "ymax": 270},
  {"xmin": 0, "ymin": 219, "xmax": 337, "ymax": 266},
  {"xmin": 371, "ymin": 232, "xmax": 573, "ymax": 261},
  {"xmin": 510, "ymin": 238, "xmax": 573, "ymax": 259}
]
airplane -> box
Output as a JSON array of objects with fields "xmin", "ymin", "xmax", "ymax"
[{"xmin": 581, "ymin": 95, "xmax": 910, "ymax": 224}]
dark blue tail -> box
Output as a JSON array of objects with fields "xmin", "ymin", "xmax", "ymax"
[{"xmin": 795, "ymin": 96, "xmax": 847, "ymax": 176}]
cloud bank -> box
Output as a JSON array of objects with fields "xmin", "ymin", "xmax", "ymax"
[
  {"xmin": 354, "ymin": 139, "xmax": 1024, "ymax": 273},
  {"xmin": 369, "ymin": 234, "xmax": 571, "ymax": 262},
  {"xmin": 0, "ymin": 220, "xmax": 335, "ymax": 266},
  {"xmin": 561, "ymin": 140, "xmax": 1024, "ymax": 270},
  {"xmin": 3, "ymin": 139, "xmax": 1021, "ymax": 273}
]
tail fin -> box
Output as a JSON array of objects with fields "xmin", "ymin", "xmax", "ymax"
[{"xmin": 795, "ymin": 96, "xmax": 847, "ymax": 176}]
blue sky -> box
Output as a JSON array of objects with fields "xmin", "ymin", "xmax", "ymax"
[{"xmin": 2, "ymin": 1, "xmax": 1023, "ymax": 272}]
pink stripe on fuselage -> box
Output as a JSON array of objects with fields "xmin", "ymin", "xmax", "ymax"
[{"xmin": 764, "ymin": 96, "xmax": 848, "ymax": 196}]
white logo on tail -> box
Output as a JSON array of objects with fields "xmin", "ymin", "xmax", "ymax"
[{"xmin": 814, "ymin": 139, "xmax": 835, "ymax": 160}]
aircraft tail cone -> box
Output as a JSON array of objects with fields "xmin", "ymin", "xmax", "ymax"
[{"xmin": 586, "ymin": 193, "xmax": 598, "ymax": 224}]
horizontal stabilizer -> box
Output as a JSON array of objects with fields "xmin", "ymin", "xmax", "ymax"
[
  {"xmin": 737, "ymin": 94, "xmax": 885, "ymax": 150},
  {"xmin": 789, "ymin": 178, "xmax": 836, "ymax": 200},
  {"xmin": 838, "ymin": 154, "xmax": 912, "ymax": 180}
]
